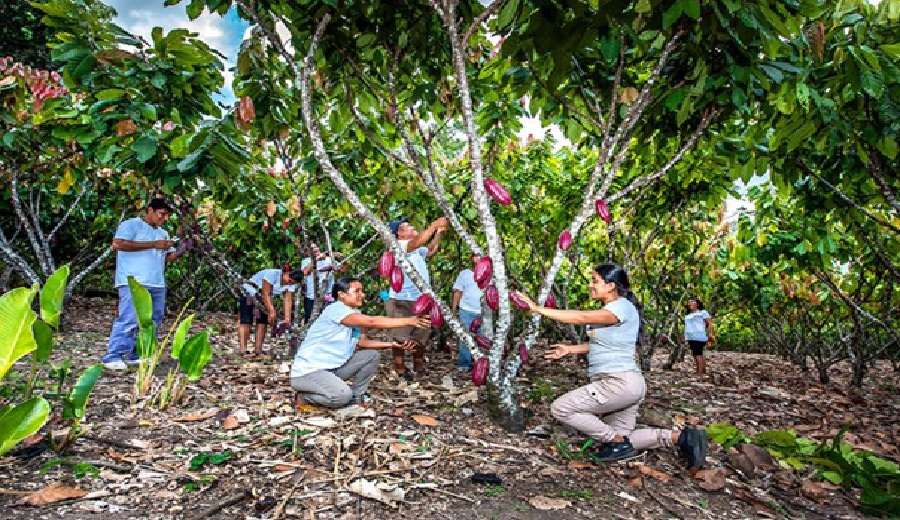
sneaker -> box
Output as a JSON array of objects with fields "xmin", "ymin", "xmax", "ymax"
[
  {"xmin": 352, "ymin": 394, "xmax": 374, "ymax": 405},
  {"xmin": 594, "ymin": 438, "xmax": 638, "ymax": 462},
  {"xmin": 676, "ymin": 427, "xmax": 709, "ymax": 469},
  {"xmin": 124, "ymin": 356, "xmax": 142, "ymax": 366},
  {"xmin": 457, "ymin": 367, "xmax": 471, "ymax": 373},
  {"xmin": 103, "ymin": 359, "xmax": 128, "ymax": 371}
]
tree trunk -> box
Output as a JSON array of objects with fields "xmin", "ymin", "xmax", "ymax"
[{"xmin": 485, "ymin": 382, "xmax": 524, "ymax": 433}]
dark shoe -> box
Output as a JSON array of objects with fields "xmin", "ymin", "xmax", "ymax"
[
  {"xmin": 677, "ymin": 427, "xmax": 708, "ymax": 469},
  {"xmin": 594, "ymin": 438, "xmax": 638, "ymax": 462},
  {"xmin": 397, "ymin": 371, "xmax": 415, "ymax": 382}
]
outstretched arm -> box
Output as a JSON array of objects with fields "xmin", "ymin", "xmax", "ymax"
[
  {"xmin": 515, "ymin": 292, "xmax": 619, "ymax": 326},
  {"xmin": 341, "ymin": 313, "xmax": 430, "ymax": 329}
]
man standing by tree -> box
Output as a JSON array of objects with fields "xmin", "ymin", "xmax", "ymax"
[
  {"xmin": 102, "ymin": 198, "xmax": 179, "ymax": 370},
  {"xmin": 387, "ymin": 216, "xmax": 448, "ymax": 381},
  {"xmin": 451, "ymin": 252, "xmax": 483, "ymax": 372},
  {"xmin": 300, "ymin": 244, "xmax": 346, "ymax": 323}
]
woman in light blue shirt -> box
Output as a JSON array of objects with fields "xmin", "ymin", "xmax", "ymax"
[
  {"xmin": 516, "ymin": 263, "xmax": 708, "ymax": 468},
  {"xmin": 291, "ymin": 277, "xmax": 429, "ymax": 408}
]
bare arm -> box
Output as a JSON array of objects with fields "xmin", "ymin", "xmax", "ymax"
[
  {"xmin": 260, "ymin": 280, "xmax": 277, "ymax": 322},
  {"xmin": 515, "ymin": 292, "xmax": 619, "ymax": 326},
  {"xmin": 451, "ymin": 289, "xmax": 462, "ymax": 314},
  {"xmin": 405, "ymin": 217, "xmax": 448, "ymax": 252},
  {"xmin": 301, "ymin": 260, "xmax": 315, "ymax": 276},
  {"xmin": 705, "ymin": 317, "xmax": 716, "ymax": 344},
  {"xmin": 283, "ymin": 291, "xmax": 294, "ymax": 324},
  {"xmin": 341, "ymin": 313, "xmax": 430, "ymax": 329},
  {"xmin": 426, "ymin": 228, "xmax": 444, "ymax": 258},
  {"xmin": 545, "ymin": 342, "xmax": 590, "ymax": 359},
  {"xmin": 357, "ymin": 334, "xmax": 416, "ymax": 351},
  {"xmin": 112, "ymin": 238, "xmax": 173, "ymax": 252}
]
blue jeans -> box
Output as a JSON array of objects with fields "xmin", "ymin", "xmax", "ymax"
[
  {"xmin": 457, "ymin": 309, "xmax": 481, "ymax": 370},
  {"xmin": 103, "ymin": 285, "xmax": 166, "ymax": 363}
]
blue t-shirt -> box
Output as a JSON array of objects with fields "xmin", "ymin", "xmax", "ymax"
[
  {"xmin": 290, "ymin": 301, "xmax": 360, "ymax": 378},
  {"xmin": 389, "ymin": 239, "xmax": 430, "ymax": 301},
  {"xmin": 113, "ymin": 217, "xmax": 175, "ymax": 288},
  {"xmin": 586, "ymin": 298, "xmax": 640, "ymax": 375}
]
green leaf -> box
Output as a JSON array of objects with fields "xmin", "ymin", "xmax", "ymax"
[
  {"xmin": 759, "ymin": 65, "xmax": 784, "ymax": 83},
  {"xmin": 662, "ymin": 2, "xmax": 683, "ymax": 28},
  {"xmin": 880, "ymin": 43, "xmax": 900, "ymax": 59},
  {"xmin": 32, "ymin": 320, "xmax": 54, "ymax": 364},
  {"xmin": 95, "ymin": 88, "xmax": 126, "ymax": 101},
  {"xmin": 496, "ymin": 0, "xmax": 521, "ymax": 29},
  {"xmin": 40, "ymin": 265, "xmax": 69, "ymax": 329},
  {"xmin": 131, "ymin": 135, "xmax": 158, "ymax": 163},
  {"xmin": 877, "ymin": 137, "xmax": 897, "ymax": 159},
  {"xmin": 136, "ymin": 324, "xmax": 158, "ymax": 359},
  {"xmin": 0, "ymin": 287, "xmax": 39, "ymax": 380},
  {"xmin": 179, "ymin": 331, "xmax": 212, "ymax": 381},
  {"xmin": 683, "ymin": 0, "xmax": 701, "ymax": 19},
  {"xmin": 127, "ymin": 276, "xmax": 154, "ymax": 328},
  {"xmin": 635, "ymin": 0, "xmax": 652, "ymax": 14},
  {"xmin": 62, "ymin": 364, "xmax": 103, "ymax": 421},
  {"xmin": 0, "ymin": 397, "xmax": 50, "ymax": 456},
  {"xmin": 171, "ymin": 314, "xmax": 196, "ymax": 360}
]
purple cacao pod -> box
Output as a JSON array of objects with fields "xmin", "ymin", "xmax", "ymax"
[
  {"xmin": 545, "ymin": 292, "xmax": 557, "ymax": 309},
  {"xmin": 474, "ymin": 334, "xmax": 492, "ymax": 349},
  {"xmin": 412, "ymin": 294, "xmax": 434, "ymax": 315},
  {"xmin": 378, "ymin": 251, "xmax": 395, "ymax": 279},
  {"xmin": 390, "ymin": 266, "xmax": 403, "ymax": 292},
  {"xmin": 510, "ymin": 292, "xmax": 530, "ymax": 311},
  {"xmin": 473, "ymin": 256, "xmax": 493, "ymax": 284},
  {"xmin": 485, "ymin": 284, "xmax": 499, "ymax": 310},
  {"xmin": 469, "ymin": 316, "xmax": 482, "ymax": 333},
  {"xmin": 595, "ymin": 199, "xmax": 611, "ymax": 223},
  {"xmin": 472, "ymin": 358, "xmax": 489, "ymax": 386},
  {"xmin": 558, "ymin": 230, "xmax": 573, "ymax": 251},
  {"xmin": 519, "ymin": 343, "xmax": 529, "ymax": 364},
  {"xmin": 483, "ymin": 178, "xmax": 511, "ymax": 205},
  {"xmin": 429, "ymin": 305, "xmax": 443, "ymax": 327}
]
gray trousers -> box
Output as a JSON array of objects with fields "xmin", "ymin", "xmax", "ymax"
[
  {"xmin": 290, "ymin": 350, "xmax": 380, "ymax": 408},
  {"xmin": 550, "ymin": 371, "xmax": 674, "ymax": 451}
]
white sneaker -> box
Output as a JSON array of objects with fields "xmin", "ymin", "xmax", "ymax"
[{"xmin": 103, "ymin": 360, "xmax": 128, "ymax": 370}]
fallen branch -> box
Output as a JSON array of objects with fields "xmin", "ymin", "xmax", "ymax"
[{"xmin": 185, "ymin": 491, "xmax": 251, "ymax": 520}]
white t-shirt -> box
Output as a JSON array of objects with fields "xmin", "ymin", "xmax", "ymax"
[
  {"xmin": 290, "ymin": 301, "xmax": 360, "ymax": 378},
  {"xmin": 586, "ymin": 298, "xmax": 640, "ymax": 375},
  {"xmin": 301, "ymin": 257, "xmax": 334, "ymax": 299},
  {"xmin": 243, "ymin": 269, "xmax": 297, "ymax": 297},
  {"xmin": 684, "ymin": 310, "xmax": 712, "ymax": 341},
  {"xmin": 113, "ymin": 217, "xmax": 175, "ymax": 288},
  {"xmin": 388, "ymin": 240, "xmax": 430, "ymax": 301},
  {"xmin": 452, "ymin": 269, "xmax": 483, "ymax": 313}
]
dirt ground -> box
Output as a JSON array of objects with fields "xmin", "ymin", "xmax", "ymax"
[{"xmin": 1, "ymin": 296, "xmax": 897, "ymax": 519}]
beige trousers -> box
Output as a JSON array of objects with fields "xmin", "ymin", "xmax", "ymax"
[{"xmin": 550, "ymin": 371, "xmax": 674, "ymax": 451}]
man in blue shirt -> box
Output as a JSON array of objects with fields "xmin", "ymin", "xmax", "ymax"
[
  {"xmin": 102, "ymin": 199, "xmax": 180, "ymax": 370},
  {"xmin": 386, "ymin": 215, "xmax": 447, "ymax": 381}
]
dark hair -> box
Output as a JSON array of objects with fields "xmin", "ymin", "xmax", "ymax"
[
  {"xmin": 147, "ymin": 198, "xmax": 173, "ymax": 212},
  {"xmin": 594, "ymin": 262, "xmax": 643, "ymax": 325},
  {"xmin": 332, "ymin": 277, "xmax": 359, "ymax": 300},
  {"xmin": 687, "ymin": 297, "xmax": 705, "ymax": 311},
  {"xmin": 287, "ymin": 268, "xmax": 305, "ymax": 284}
]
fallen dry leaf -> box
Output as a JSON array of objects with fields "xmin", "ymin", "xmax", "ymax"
[
  {"xmin": 18, "ymin": 482, "xmax": 87, "ymax": 506},
  {"xmin": 528, "ymin": 495, "xmax": 571, "ymax": 510},
  {"xmin": 411, "ymin": 415, "xmax": 438, "ymax": 427},
  {"xmin": 222, "ymin": 415, "xmax": 239, "ymax": 430},
  {"xmin": 627, "ymin": 476, "xmax": 645, "ymax": 489},
  {"xmin": 348, "ymin": 479, "xmax": 405, "ymax": 506},
  {"xmin": 567, "ymin": 460, "xmax": 595, "ymax": 470},
  {"xmin": 172, "ymin": 410, "xmax": 218, "ymax": 422},
  {"xmin": 695, "ymin": 468, "xmax": 727, "ymax": 491},
  {"xmin": 801, "ymin": 480, "xmax": 828, "ymax": 500},
  {"xmin": 637, "ymin": 464, "xmax": 673, "ymax": 482}
]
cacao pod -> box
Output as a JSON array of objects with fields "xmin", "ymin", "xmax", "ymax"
[
  {"xmin": 558, "ymin": 230, "xmax": 573, "ymax": 251},
  {"xmin": 412, "ymin": 294, "xmax": 434, "ymax": 315},
  {"xmin": 429, "ymin": 305, "xmax": 443, "ymax": 327},
  {"xmin": 476, "ymin": 273, "xmax": 491, "ymax": 290},
  {"xmin": 473, "ymin": 256, "xmax": 493, "ymax": 284},
  {"xmin": 546, "ymin": 292, "xmax": 557, "ymax": 309},
  {"xmin": 485, "ymin": 284, "xmax": 499, "ymax": 310},
  {"xmin": 509, "ymin": 291, "xmax": 531, "ymax": 310},
  {"xmin": 483, "ymin": 177, "xmax": 511, "ymax": 205},
  {"xmin": 469, "ymin": 316, "xmax": 482, "ymax": 333},
  {"xmin": 519, "ymin": 343, "xmax": 529, "ymax": 364},
  {"xmin": 378, "ymin": 251, "xmax": 395, "ymax": 278},
  {"xmin": 595, "ymin": 199, "xmax": 611, "ymax": 223},
  {"xmin": 474, "ymin": 334, "xmax": 492, "ymax": 349},
  {"xmin": 390, "ymin": 266, "xmax": 403, "ymax": 292},
  {"xmin": 472, "ymin": 357, "xmax": 489, "ymax": 386}
]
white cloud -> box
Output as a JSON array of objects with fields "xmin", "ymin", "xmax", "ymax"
[{"xmin": 106, "ymin": 0, "xmax": 245, "ymax": 103}]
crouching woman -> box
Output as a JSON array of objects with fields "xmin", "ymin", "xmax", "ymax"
[{"xmin": 290, "ymin": 277, "xmax": 429, "ymax": 408}]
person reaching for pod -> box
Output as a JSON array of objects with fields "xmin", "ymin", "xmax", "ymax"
[{"xmin": 514, "ymin": 262, "xmax": 708, "ymax": 468}]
